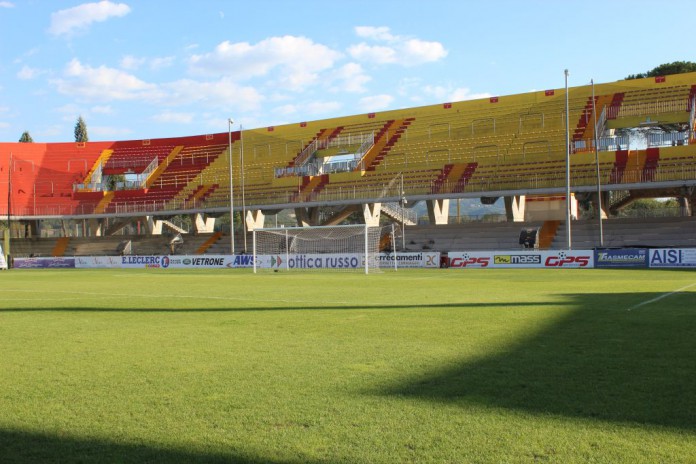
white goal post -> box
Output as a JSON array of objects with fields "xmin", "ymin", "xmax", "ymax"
[{"xmin": 252, "ymin": 224, "xmax": 396, "ymax": 274}]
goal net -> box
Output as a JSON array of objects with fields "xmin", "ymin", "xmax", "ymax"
[{"xmin": 252, "ymin": 224, "xmax": 395, "ymax": 274}]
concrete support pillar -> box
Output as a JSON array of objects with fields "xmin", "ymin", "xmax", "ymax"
[
  {"xmin": 19, "ymin": 221, "xmax": 35, "ymax": 238},
  {"xmin": 192, "ymin": 213, "xmax": 216, "ymax": 233},
  {"xmin": 681, "ymin": 187, "xmax": 695, "ymax": 217},
  {"xmin": 29, "ymin": 220, "xmax": 40, "ymax": 238},
  {"xmin": 245, "ymin": 210, "xmax": 265, "ymax": 231},
  {"xmin": 87, "ymin": 218, "xmax": 104, "ymax": 237},
  {"xmin": 679, "ymin": 196, "xmax": 692, "ymax": 217},
  {"xmin": 295, "ymin": 207, "xmax": 320, "ymax": 227},
  {"xmin": 591, "ymin": 192, "xmax": 609, "ymax": 219},
  {"xmin": 426, "ymin": 199, "xmax": 449, "ymax": 225},
  {"xmin": 145, "ymin": 216, "xmax": 163, "ymax": 235},
  {"xmin": 362, "ymin": 203, "xmax": 382, "ymax": 226},
  {"xmin": 504, "ymin": 195, "xmax": 526, "ymax": 222}
]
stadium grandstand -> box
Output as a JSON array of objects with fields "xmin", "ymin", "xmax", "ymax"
[{"xmin": 2, "ymin": 72, "xmax": 696, "ymax": 258}]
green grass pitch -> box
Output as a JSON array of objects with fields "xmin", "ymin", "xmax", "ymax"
[{"xmin": 1, "ymin": 268, "xmax": 695, "ymax": 463}]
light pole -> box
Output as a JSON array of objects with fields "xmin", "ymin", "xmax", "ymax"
[
  {"xmin": 400, "ymin": 172, "xmax": 406, "ymax": 250},
  {"xmin": 564, "ymin": 69, "xmax": 572, "ymax": 250},
  {"xmin": 228, "ymin": 118, "xmax": 235, "ymax": 255},
  {"xmin": 591, "ymin": 79, "xmax": 604, "ymax": 247},
  {"xmin": 4, "ymin": 153, "xmax": 12, "ymax": 267},
  {"xmin": 240, "ymin": 124, "xmax": 247, "ymax": 254}
]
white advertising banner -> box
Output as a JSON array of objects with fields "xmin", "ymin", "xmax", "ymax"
[
  {"xmin": 255, "ymin": 253, "xmax": 364, "ymax": 270},
  {"xmin": 447, "ymin": 250, "xmax": 594, "ymax": 269},
  {"xmin": 75, "ymin": 255, "xmax": 255, "ymax": 269},
  {"xmin": 75, "ymin": 252, "xmax": 439, "ymax": 270},
  {"xmin": 377, "ymin": 252, "xmax": 441, "ymax": 268},
  {"xmin": 648, "ymin": 248, "xmax": 696, "ymax": 268}
]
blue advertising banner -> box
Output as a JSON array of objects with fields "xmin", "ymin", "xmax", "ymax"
[
  {"xmin": 13, "ymin": 257, "xmax": 76, "ymax": 269},
  {"xmin": 594, "ymin": 249, "xmax": 648, "ymax": 268}
]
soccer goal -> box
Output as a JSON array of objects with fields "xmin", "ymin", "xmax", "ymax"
[{"xmin": 252, "ymin": 224, "xmax": 396, "ymax": 274}]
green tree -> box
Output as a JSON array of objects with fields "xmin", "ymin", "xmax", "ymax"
[
  {"xmin": 626, "ymin": 61, "xmax": 696, "ymax": 80},
  {"xmin": 74, "ymin": 116, "xmax": 89, "ymax": 142},
  {"xmin": 18, "ymin": 131, "xmax": 34, "ymax": 143},
  {"xmin": 618, "ymin": 198, "xmax": 680, "ymax": 217}
]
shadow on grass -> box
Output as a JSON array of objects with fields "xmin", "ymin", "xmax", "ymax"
[
  {"xmin": 0, "ymin": 302, "xmax": 560, "ymax": 313},
  {"xmin": 0, "ymin": 428, "xmax": 327, "ymax": 464},
  {"xmin": 381, "ymin": 291, "xmax": 696, "ymax": 431}
]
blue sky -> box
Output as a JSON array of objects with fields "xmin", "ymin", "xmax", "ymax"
[{"xmin": 0, "ymin": 0, "xmax": 693, "ymax": 143}]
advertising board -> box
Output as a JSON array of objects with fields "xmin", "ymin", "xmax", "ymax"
[
  {"xmin": 648, "ymin": 248, "xmax": 696, "ymax": 268},
  {"xmin": 594, "ymin": 249, "xmax": 648, "ymax": 268},
  {"xmin": 377, "ymin": 252, "xmax": 440, "ymax": 268},
  {"xmin": 447, "ymin": 250, "xmax": 594, "ymax": 268},
  {"xmin": 75, "ymin": 255, "xmax": 255, "ymax": 269},
  {"xmin": 13, "ymin": 257, "xmax": 76, "ymax": 269}
]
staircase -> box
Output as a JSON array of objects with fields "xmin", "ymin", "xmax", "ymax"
[
  {"xmin": 289, "ymin": 127, "xmax": 343, "ymax": 169},
  {"xmin": 381, "ymin": 202, "xmax": 417, "ymax": 225},
  {"xmin": 609, "ymin": 150, "xmax": 629, "ymax": 184},
  {"xmin": 537, "ymin": 220, "xmax": 560, "ymax": 249},
  {"xmin": 358, "ymin": 119, "xmax": 412, "ymax": 171},
  {"xmin": 642, "ymin": 148, "xmax": 659, "ymax": 182},
  {"xmin": 293, "ymin": 174, "xmax": 330, "ymax": 202},
  {"xmin": 431, "ymin": 162, "xmax": 478, "ymax": 194},
  {"xmin": 160, "ymin": 220, "xmax": 188, "ymax": 234}
]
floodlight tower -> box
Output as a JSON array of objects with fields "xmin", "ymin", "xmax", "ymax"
[
  {"xmin": 228, "ymin": 118, "xmax": 235, "ymax": 255},
  {"xmin": 564, "ymin": 69, "xmax": 572, "ymax": 250}
]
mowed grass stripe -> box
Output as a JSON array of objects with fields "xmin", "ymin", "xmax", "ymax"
[{"xmin": 0, "ymin": 268, "xmax": 695, "ymax": 463}]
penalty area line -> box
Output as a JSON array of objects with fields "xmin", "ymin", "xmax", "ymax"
[{"xmin": 627, "ymin": 282, "xmax": 696, "ymax": 311}]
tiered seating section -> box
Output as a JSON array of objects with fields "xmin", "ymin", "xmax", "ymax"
[
  {"xmin": 2, "ymin": 72, "xmax": 696, "ymax": 219},
  {"xmin": 401, "ymin": 216, "xmax": 696, "ymax": 252}
]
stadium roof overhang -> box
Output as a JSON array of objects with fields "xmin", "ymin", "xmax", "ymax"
[{"xmin": 9, "ymin": 179, "xmax": 696, "ymax": 221}]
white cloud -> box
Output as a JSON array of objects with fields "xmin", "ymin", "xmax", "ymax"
[
  {"xmin": 0, "ymin": 1, "xmax": 15, "ymax": 8},
  {"xmin": 152, "ymin": 111, "xmax": 194, "ymax": 124},
  {"xmin": 49, "ymin": 1, "xmax": 131, "ymax": 37},
  {"xmin": 347, "ymin": 43, "xmax": 397, "ymax": 65},
  {"xmin": 448, "ymin": 88, "xmax": 491, "ymax": 102},
  {"xmin": 349, "ymin": 26, "xmax": 447, "ymax": 66},
  {"xmin": 423, "ymin": 85, "xmax": 491, "ymax": 102},
  {"xmin": 0, "ymin": 122, "xmax": 10, "ymax": 129},
  {"xmin": 328, "ymin": 62, "xmax": 371, "ymax": 93},
  {"xmin": 161, "ymin": 78, "xmax": 263, "ymax": 112},
  {"xmin": 120, "ymin": 55, "xmax": 146, "ymax": 70},
  {"xmin": 355, "ymin": 26, "xmax": 395, "ymax": 41},
  {"xmin": 54, "ymin": 59, "xmax": 161, "ymax": 101},
  {"xmin": 17, "ymin": 65, "xmax": 42, "ymax": 80},
  {"xmin": 121, "ymin": 55, "xmax": 174, "ymax": 71},
  {"xmin": 150, "ymin": 56, "xmax": 174, "ymax": 70},
  {"xmin": 189, "ymin": 35, "xmax": 341, "ymax": 90},
  {"xmin": 358, "ymin": 94, "xmax": 394, "ymax": 112},
  {"xmin": 401, "ymin": 39, "xmax": 448, "ymax": 66}
]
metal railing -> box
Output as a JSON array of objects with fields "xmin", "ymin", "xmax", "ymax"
[
  {"xmin": 8, "ymin": 160, "xmax": 696, "ymax": 219},
  {"xmin": 607, "ymin": 98, "xmax": 689, "ymax": 119}
]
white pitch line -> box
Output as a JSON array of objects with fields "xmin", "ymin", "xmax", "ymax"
[{"xmin": 627, "ymin": 282, "xmax": 696, "ymax": 311}]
